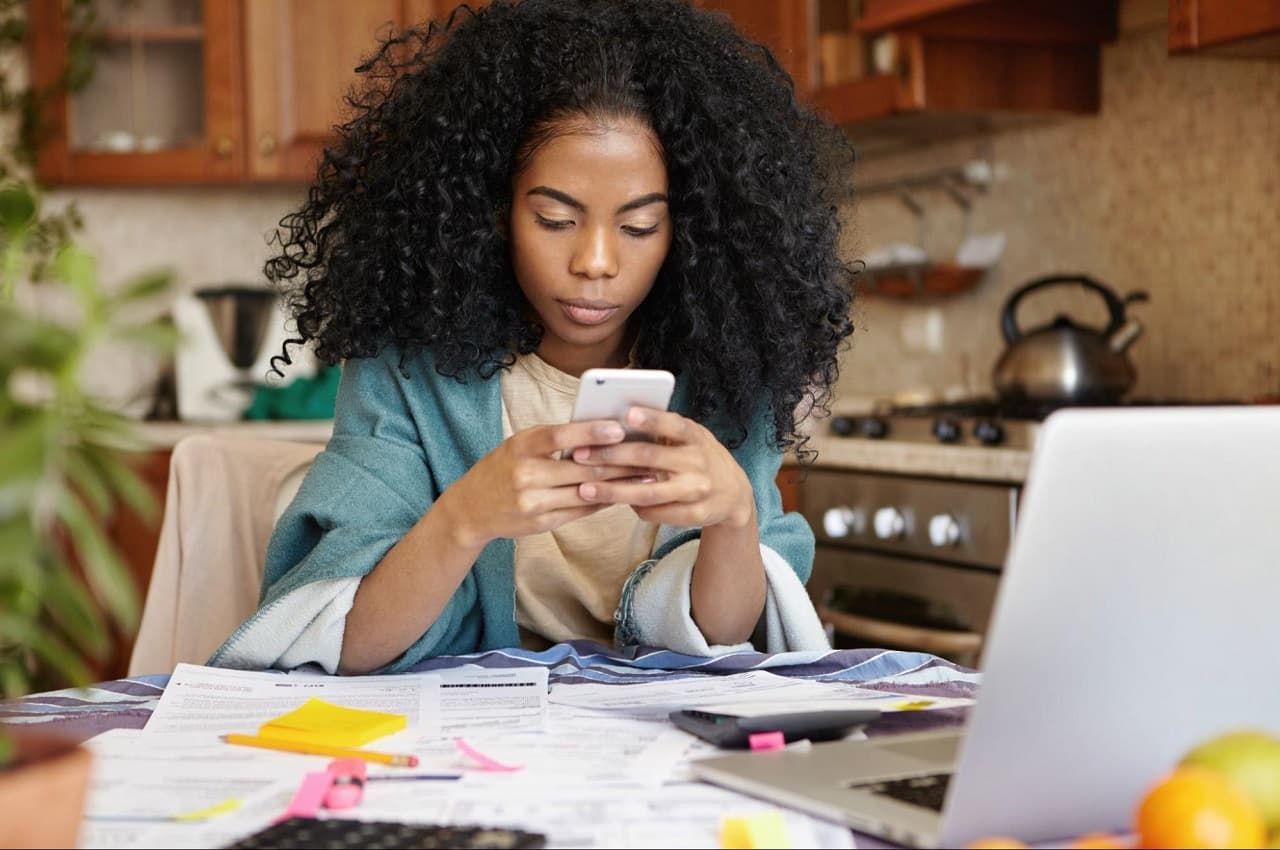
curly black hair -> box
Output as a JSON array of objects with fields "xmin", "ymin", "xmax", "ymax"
[{"xmin": 267, "ymin": 0, "xmax": 856, "ymax": 460}]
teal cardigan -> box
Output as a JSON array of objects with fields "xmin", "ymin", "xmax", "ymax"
[{"xmin": 210, "ymin": 347, "xmax": 814, "ymax": 672}]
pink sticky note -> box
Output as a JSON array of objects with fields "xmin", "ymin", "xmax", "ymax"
[
  {"xmin": 748, "ymin": 731, "xmax": 786, "ymax": 751},
  {"xmin": 455, "ymin": 736, "xmax": 523, "ymax": 772}
]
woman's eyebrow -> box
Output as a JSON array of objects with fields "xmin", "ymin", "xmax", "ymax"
[
  {"xmin": 527, "ymin": 186, "xmax": 668, "ymax": 214},
  {"xmin": 617, "ymin": 192, "xmax": 668, "ymax": 213}
]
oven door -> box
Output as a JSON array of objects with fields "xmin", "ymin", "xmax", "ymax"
[{"xmin": 807, "ymin": 547, "xmax": 1000, "ymax": 666}]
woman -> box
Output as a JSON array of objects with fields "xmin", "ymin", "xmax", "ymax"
[{"xmin": 212, "ymin": 0, "xmax": 856, "ymax": 674}]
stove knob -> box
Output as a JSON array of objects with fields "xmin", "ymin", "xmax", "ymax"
[
  {"xmin": 932, "ymin": 418, "xmax": 962, "ymax": 444},
  {"xmin": 973, "ymin": 419, "xmax": 1005, "ymax": 446},
  {"xmin": 829, "ymin": 416, "xmax": 858, "ymax": 437},
  {"xmin": 822, "ymin": 506, "xmax": 865, "ymax": 538},
  {"xmin": 872, "ymin": 507, "xmax": 906, "ymax": 540},
  {"xmin": 860, "ymin": 417, "xmax": 890, "ymax": 439},
  {"xmin": 928, "ymin": 513, "xmax": 962, "ymax": 547}
]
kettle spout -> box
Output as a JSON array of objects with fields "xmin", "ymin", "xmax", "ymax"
[{"xmin": 1110, "ymin": 319, "xmax": 1144, "ymax": 353}]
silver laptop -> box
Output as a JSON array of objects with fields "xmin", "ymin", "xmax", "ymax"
[{"xmin": 691, "ymin": 406, "xmax": 1280, "ymax": 848}]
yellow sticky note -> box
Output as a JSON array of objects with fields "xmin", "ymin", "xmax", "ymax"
[
  {"xmin": 721, "ymin": 817, "xmax": 751, "ymax": 849},
  {"xmin": 259, "ymin": 697, "xmax": 406, "ymax": 747},
  {"xmin": 892, "ymin": 699, "xmax": 935, "ymax": 711},
  {"xmin": 721, "ymin": 812, "xmax": 792, "ymax": 849}
]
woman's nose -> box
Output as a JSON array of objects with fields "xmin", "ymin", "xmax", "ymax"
[{"xmin": 569, "ymin": 226, "xmax": 619, "ymax": 280}]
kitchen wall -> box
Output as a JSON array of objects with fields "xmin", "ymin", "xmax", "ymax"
[
  {"xmin": 838, "ymin": 0, "xmax": 1280, "ymax": 405},
  {"xmin": 33, "ymin": 0, "xmax": 1280, "ymax": 410}
]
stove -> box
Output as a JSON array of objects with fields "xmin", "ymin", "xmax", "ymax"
[
  {"xmin": 805, "ymin": 397, "xmax": 1245, "ymax": 666},
  {"xmin": 826, "ymin": 397, "xmax": 1243, "ymax": 450}
]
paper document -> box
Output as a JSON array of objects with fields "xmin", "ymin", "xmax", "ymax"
[
  {"xmin": 436, "ymin": 665, "xmax": 549, "ymax": 736},
  {"xmin": 549, "ymin": 668, "xmax": 971, "ymax": 720},
  {"xmin": 145, "ymin": 664, "xmax": 550, "ymax": 744},
  {"xmin": 144, "ymin": 663, "xmax": 443, "ymax": 739}
]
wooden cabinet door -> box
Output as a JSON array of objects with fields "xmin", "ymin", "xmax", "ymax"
[
  {"xmin": 243, "ymin": 0, "xmax": 441, "ymax": 182},
  {"xmin": 1169, "ymin": 0, "xmax": 1280, "ymax": 56},
  {"xmin": 29, "ymin": 0, "xmax": 245, "ymax": 185},
  {"xmin": 694, "ymin": 0, "xmax": 815, "ymax": 92}
]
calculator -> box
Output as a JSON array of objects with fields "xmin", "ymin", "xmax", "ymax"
[
  {"xmin": 669, "ymin": 707, "xmax": 880, "ymax": 749},
  {"xmin": 223, "ymin": 817, "xmax": 547, "ymax": 849}
]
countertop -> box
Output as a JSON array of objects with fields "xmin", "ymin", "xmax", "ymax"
[
  {"xmin": 800, "ymin": 433, "xmax": 1031, "ymax": 483},
  {"xmin": 135, "ymin": 420, "xmax": 1031, "ymax": 482},
  {"xmin": 135, "ymin": 419, "xmax": 334, "ymax": 450}
]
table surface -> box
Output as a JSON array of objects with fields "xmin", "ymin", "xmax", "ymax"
[{"xmin": 2, "ymin": 642, "xmax": 980, "ymax": 849}]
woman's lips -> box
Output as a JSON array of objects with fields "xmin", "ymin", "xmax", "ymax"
[{"xmin": 559, "ymin": 301, "xmax": 619, "ymax": 326}]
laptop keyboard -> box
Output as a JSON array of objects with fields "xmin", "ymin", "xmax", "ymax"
[{"xmin": 852, "ymin": 773, "xmax": 951, "ymax": 812}]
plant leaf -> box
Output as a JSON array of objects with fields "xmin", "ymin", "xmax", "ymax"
[
  {"xmin": 0, "ymin": 185, "xmax": 36, "ymax": 236},
  {"xmin": 52, "ymin": 243, "xmax": 98, "ymax": 311},
  {"xmin": 0, "ymin": 613, "xmax": 91, "ymax": 691},
  {"xmin": 109, "ymin": 270, "xmax": 171, "ymax": 306},
  {"xmin": 40, "ymin": 558, "xmax": 108, "ymax": 662},
  {"xmin": 55, "ymin": 493, "xmax": 139, "ymax": 631},
  {"xmin": 0, "ymin": 415, "xmax": 47, "ymax": 516},
  {"xmin": 62, "ymin": 446, "xmax": 112, "ymax": 518},
  {"xmin": 0, "ymin": 659, "xmax": 32, "ymax": 703},
  {"xmin": 0, "ymin": 519, "xmax": 41, "ymax": 587},
  {"xmin": 111, "ymin": 318, "xmax": 181, "ymax": 354},
  {"xmin": 82, "ymin": 447, "xmax": 158, "ymax": 523}
]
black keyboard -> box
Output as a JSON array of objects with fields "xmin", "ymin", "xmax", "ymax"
[
  {"xmin": 223, "ymin": 818, "xmax": 548, "ymax": 849},
  {"xmin": 852, "ymin": 773, "xmax": 951, "ymax": 812}
]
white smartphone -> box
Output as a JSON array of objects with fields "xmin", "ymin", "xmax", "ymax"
[{"xmin": 571, "ymin": 368, "xmax": 675, "ymax": 437}]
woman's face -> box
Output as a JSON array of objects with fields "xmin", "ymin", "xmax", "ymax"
[{"xmin": 509, "ymin": 118, "xmax": 671, "ymax": 377}]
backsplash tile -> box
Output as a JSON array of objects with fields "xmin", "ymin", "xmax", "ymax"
[{"xmin": 838, "ymin": 17, "xmax": 1279, "ymax": 404}]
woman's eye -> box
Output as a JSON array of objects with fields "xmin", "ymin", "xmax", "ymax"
[
  {"xmin": 535, "ymin": 215, "xmax": 574, "ymax": 230},
  {"xmin": 622, "ymin": 224, "xmax": 659, "ymax": 237}
]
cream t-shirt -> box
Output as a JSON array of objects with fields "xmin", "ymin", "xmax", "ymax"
[{"xmin": 501, "ymin": 353, "xmax": 659, "ymax": 649}]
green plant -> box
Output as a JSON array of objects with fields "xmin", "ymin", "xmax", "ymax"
[{"xmin": 0, "ymin": 184, "xmax": 177, "ymax": 719}]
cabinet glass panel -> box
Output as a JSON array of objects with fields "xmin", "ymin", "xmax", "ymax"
[{"xmin": 69, "ymin": 0, "xmax": 205, "ymax": 153}]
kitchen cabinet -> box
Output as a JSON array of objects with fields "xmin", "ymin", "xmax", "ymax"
[
  {"xmin": 823, "ymin": 0, "xmax": 1118, "ymax": 156},
  {"xmin": 29, "ymin": 0, "xmax": 451, "ymax": 185},
  {"xmin": 244, "ymin": 0, "xmax": 439, "ymax": 182},
  {"xmin": 701, "ymin": 1, "xmax": 1116, "ymax": 157},
  {"xmin": 1168, "ymin": 0, "xmax": 1280, "ymax": 57},
  {"xmin": 29, "ymin": 0, "xmax": 246, "ymax": 185},
  {"xmin": 29, "ymin": 0, "xmax": 1120, "ymax": 184}
]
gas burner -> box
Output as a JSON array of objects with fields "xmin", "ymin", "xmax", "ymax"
[{"xmin": 827, "ymin": 397, "xmax": 1248, "ymax": 450}]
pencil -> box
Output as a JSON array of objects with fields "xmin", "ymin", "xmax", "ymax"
[{"xmin": 220, "ymin": 733, "xmax": 419, "ymax": 767}]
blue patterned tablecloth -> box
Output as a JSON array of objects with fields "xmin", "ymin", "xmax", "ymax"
[{"xmin": 0, "ymin": 641, "xmax": 980, "ymax": 742}]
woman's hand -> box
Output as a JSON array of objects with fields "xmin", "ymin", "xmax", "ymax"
[
  {"xmin": 443, "ymin": 420, "xmax": 643, "ymax": 549},
  {"xmin": 570, "ymin": 407, "xmax": 755, "ymax": 528}
]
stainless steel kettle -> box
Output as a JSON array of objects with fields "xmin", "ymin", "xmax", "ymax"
[{"xmin": 992, "ymin": 274, "xmax": 1149, "ymax": 404}]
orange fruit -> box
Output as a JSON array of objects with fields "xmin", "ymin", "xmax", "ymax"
[
  {"xmin": 1070, "ymin": 833, "xmax": 1129, "ymax": 848},
  {"xmin": 964, "ymin": 839, "xmax": 1028, "ymax": 849},
  {"xmin": 1135, "ymin": 765, "xmax": 1267, "ymax": 848}
]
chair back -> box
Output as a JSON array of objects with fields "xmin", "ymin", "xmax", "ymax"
[{"xmin": 127, "ymin": 434, "xmax": 321, "ymax": 676}]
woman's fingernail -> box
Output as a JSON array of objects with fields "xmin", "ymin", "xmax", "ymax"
[
  {"xmin": 627, "ymin": 408, "xmax": 646, "ymax": 426},
  {"xmin": 598, "ymin": 423, "xmax": 625, "ymax": 440},
  {"xmin": 573, "ymin": 447, "xmax": 590, "ymax": 462},
  {"xmin": 581, "ymin": 483, "xmax": 597, "ymax": 499}
]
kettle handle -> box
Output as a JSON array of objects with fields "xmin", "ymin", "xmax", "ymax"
[{"xmin": 1001, "ymin": 274, "xmax": 1130, "ymax": 344}]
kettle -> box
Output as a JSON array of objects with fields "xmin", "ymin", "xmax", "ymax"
[{"xmin": 992, "ymin": 274, "xmax": 1149, "ymax": 404}]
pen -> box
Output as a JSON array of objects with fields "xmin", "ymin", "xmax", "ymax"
[
  {"xmin": 220, "ymin": 733, "xmax": 420, "ymax": 766},
  {"xmin": 367, "ymin": 774, "xmax": 463, "ymax": 782}
]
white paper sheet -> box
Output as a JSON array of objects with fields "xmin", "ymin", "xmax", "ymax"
[
  {"xmin": 548, "ymin": 668, "xmax": 972, "ymax": 719},
  {"xmin": 78, "ymin": 666, "xmax": 864, "ymax": 850},
  {"xmin": 143, "ymin": 663, "xmax": 444, "ymax": 738}
]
